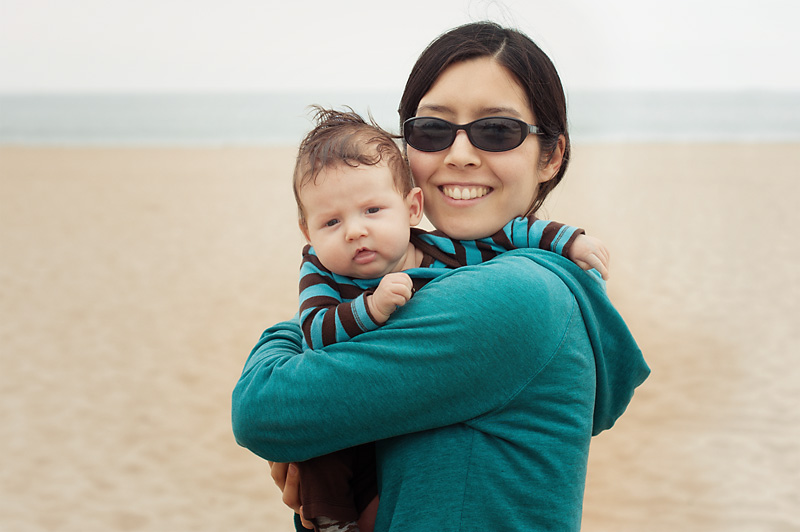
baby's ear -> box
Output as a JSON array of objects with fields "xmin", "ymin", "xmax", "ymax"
[
  {"xmin": 406, "ymin": 187, "xmax": 424, "ymax": 225},
  {"xmin": 298, "ymin": 219, "xmax": 311, "ymax": 243}
]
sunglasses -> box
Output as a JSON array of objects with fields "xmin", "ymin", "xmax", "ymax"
[{"xmin": 403, "ymin": 116, "xmax": 540, "ymax": 153}]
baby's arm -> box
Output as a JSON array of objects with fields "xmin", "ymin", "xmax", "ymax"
[
  {"xmin": 366, "ymin": 272, "xmax": 414, "ymax": 324},
  {"xmin": 504, "ymin": 217, "xmax": 610, "ymax": 279},
  {"xmin": 300, "ymin": 291, "xmax": 379, "ymax": 349},
  {"xmin": 567, "ymin": 234, "xmax": 610, "ymax": 280},
  {"xmin": 299, "ymin": 247, "xmax": 383, "ymax": 349},
  {"xmin": 299, "ymin": 247, "xmax": 417, "ymax": 348}
]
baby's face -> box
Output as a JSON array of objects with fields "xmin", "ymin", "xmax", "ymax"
[{"xmin": 299, "ymin": 163, "xmax": 422, "ymax": 279}]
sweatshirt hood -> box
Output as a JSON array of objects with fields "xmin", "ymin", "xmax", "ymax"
[{"xmin": 512, "ymin": 249, "xmax": 650, "ymax": 435}]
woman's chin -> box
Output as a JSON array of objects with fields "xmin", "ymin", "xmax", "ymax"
[{"xmin": 430, "ymin": 218, "xmax": 505, "ymax": 241}]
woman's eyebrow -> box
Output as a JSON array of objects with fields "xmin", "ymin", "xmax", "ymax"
[
  {"xmin": 415, "ymin": 104, "xmax": 525, "ymax": 118},
  {"xmin": 415, "ymin": 103, "xmax": 453, "ymax": 115},
  {"xmin": 481, "ymin": 106, "xmax": 524, "ymax": 118}
]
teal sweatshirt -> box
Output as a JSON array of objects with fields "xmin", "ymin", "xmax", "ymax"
[{"xmin": 232, "ymin": 249, "xmax": 649, "ymax": 531}]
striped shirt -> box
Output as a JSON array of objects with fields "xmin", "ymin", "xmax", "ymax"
[{"xmin": 298, "ymin": 217, "xmax": 584, "ymax": 349}]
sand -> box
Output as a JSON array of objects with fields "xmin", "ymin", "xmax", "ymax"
[{"xmin": 1, "ymin": 143, "xmax": 798, "ymax": 531}]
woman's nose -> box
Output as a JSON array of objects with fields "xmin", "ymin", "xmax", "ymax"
[{"xmin": 443, "ymin": 130, "xmax": 480, "ymax": 167}]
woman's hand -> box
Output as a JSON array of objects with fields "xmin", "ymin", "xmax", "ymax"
[
  {"xmin": 567, "ymin": 234, "xmax": 611, "ymax": 280},
  {"xmin": 268, "ymin": 461, "xmax": 314, "ymax": 530}
]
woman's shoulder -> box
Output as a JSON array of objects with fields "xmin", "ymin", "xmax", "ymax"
[
  {"xmin": 414, "ymin": 249, "xmax": 578, "ymax": 338},
  {"xmin": 429, "ymin": 248, "xmax": 575, "ymax": 302}
]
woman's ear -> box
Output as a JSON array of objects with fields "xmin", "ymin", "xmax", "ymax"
[
  {"xmin": 539, "ymin": 135, "xmax": 566, "ymax": 183},
  {"xmin": 406, "ymin": 187, "xmax": 424, "ymax": 226}
]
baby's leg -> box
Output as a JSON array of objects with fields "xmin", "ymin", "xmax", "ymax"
[
  {"xmin": 298, "ymin": 448, "xmax": 363, "ymax": 531},
  {"xmin": 314, "ymin": 516, "xmax": 360, "ymax": 532}
]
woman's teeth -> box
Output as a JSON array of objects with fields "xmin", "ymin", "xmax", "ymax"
[{"xmin": 441, "ymin": 186, "xmax": 490, "ymax": 200}]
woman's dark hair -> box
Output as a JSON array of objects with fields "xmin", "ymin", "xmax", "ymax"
[{"xmin": 399, "ymin": 21, "xmax": 570, "ymax": 215}]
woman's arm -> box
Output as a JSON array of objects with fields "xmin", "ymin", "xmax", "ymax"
[{"xmin": 232, "ymin": 252, "xmax": 575, "ymax": 463}]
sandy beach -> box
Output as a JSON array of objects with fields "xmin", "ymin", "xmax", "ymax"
[{"xmin": 1, "ymin": 142, "xmax": 798, "ymax": 531}]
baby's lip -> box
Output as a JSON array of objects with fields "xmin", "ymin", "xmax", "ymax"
[{"xmin": 353, "ymin": 248, "xmax": 377, "ymax": 264}]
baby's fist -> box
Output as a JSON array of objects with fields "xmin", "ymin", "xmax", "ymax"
[{"xmin": 368, "ymin": 272, "xmax": 414, "ymax": 322}]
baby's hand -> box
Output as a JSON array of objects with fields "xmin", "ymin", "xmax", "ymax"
[
  {"xmin": 567, "ymin": 234, "xmax": 611, "ymax": 280},
  {"xmin": 367, "ymin": 272, "xmax": 414, "ymax": 323}
]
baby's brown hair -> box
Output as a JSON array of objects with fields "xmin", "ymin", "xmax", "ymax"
[{"xmin": 294, "ymin": 106, "xmax": 414, "ymax": 228}]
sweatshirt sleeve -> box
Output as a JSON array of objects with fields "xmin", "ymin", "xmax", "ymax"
[
  {"xmin": 298, "ymin": 246, "xmax": 381, "ymax": 349},
  {"xmin": 500, "ymin": 216, "xmax": 585, "ymax": 257},
  {"xmin": 232, "ymin": 253, "xmax": 578, "ymax": 463}
]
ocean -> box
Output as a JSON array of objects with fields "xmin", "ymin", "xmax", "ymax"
[{"xmin": 1, "ymin": 91, "xmax": 799, "ymax": 145}]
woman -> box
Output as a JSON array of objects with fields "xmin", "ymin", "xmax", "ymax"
[{"xmin": 232, "ymin": 22, "xmax": 649, "ymax": 531}]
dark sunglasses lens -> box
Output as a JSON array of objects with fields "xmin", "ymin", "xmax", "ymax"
[
  {"xmin": 405, "ymin": 118, "xmax": 454, "ymax": 152},
  {"xmin": 471, "ymin": 118, "xmax": 525, "ymax": 151}
]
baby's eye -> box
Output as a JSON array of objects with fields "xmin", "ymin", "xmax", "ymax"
[
  {"xmin": 325, "ymin": 219, "xmax": 339, "ymax": 227},
  {"xmin": 366, "ymin": 207, "xmax": 381, "ymax": 214}
]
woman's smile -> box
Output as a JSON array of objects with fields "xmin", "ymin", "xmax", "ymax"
[{"xmin": 440, "ymin": 185, "xmax": 492, "ymax": 201}]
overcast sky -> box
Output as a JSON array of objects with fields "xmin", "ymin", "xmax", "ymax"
[{"xmin": 1, "ymin": 0, "xmax": 798, "ymax": 93}]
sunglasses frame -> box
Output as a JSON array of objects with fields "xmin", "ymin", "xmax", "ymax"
[{"xmin": 403, "ymin": 116, "xmax": 540, "ymax": 153}]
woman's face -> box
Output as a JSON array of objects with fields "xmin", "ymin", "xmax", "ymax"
[{"xmin": 407, "ymin": 57, "xmax": 554, "ymax": 240}]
